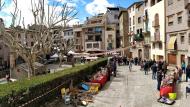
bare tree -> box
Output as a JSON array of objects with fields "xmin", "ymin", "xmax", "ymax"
[
  {"xmin": 0, "ymin": 0, "xmax": 78, "ymax": 79},
  {"xmin": 55, "ymin": 37, "xmax": 75, "ymax": 67}
]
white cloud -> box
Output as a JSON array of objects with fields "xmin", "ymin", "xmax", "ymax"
[
  {"xmin": 0, "ymin": 0, "xmax": 78, "ymax": 27},
  {"xmin": 85, "ymin": 0, "xmax": 114, "ymax": 15}
]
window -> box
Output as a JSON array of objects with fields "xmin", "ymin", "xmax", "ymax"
[
  {"xmin": 31, "ymin": 35, "xmax": 33, "ymax": 39},
  {"xmin": 168, "ymin": 0, "xmax": 173, "ymax": 6},
  {"xmin": 138, "ymin": 17, "xmax": 141, "ymax": 24},
  {"xmin": 18, "ymin": 34, "xmax": 21, "ymax": 38},
  {"xmin": 157, "ymin": 0, "xmax": 162, "ymax": 2},
  {"xmin": 95, "ymin": 35, "xmax": 101, "ymax": 41},
  {"xmin": 114, "ymin": 15, "xmax": 118, "ymax": 19},
  {"xmin": 133, "ymin": 16, "xmax": 135, "ymax": 25},
  {"xmin": 140, "ymin": 29, "xmax": 142, "ymax": 33},
  {"xmin": 87, "ymin": 35, "xmax": 93, "ymax": 41},
  {"xmin": 77, "ymin": 32, "xmax": 80, "ymax": 37},
  {"xmin": 87, "ymin": 44, "xmax": 92, "ymax": 48},
  {"xmin": 151, "ymin": 0, "xmax": 155, "ymax": 6},
  {"xmin": 181, "ymin": 35, "xmax": 185, "ymax": 44},
  {"xmin": 129, "ymin": 18, "xmax": 131, "ymax": 26},
  {"xmin": 159, "ymin": 43, "xmax": 162, "ymax": 49},
  {"xmin": 93, "ymin": 43, "xmax": 99, "ymax": 48},
  {"xmin": 178, "ymin": 16, "xmax": 182, "ymax": 24},
  {"xmin": 133, "ymin": 26, "xmax": 135, "ymax": 32},
  {"xmin": 31, "ymin": 42, "xmax": 34, "ymax": 46},
  {"xmin": 153, "ymin": 43, "xmax": 155, "ymax": 49},
  {"xmin": 168, "ymin": 15, "xmax": 174, "ymax": 26},
  {"xmin": 95, "ymin": 27, "xmax": 102, "ymax": 33},
  {"xmin": 177, "ymin": 12, "xmax": 183, "ymax": 24},
  {"xmin": 137, "ymin": 29, "xmax": 140, "ymax": 34}
]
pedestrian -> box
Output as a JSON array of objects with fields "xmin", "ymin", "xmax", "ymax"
[
  {"xmin": 107, "ymin": 65, "xmax": 112, "ymax": 81},
  {"xmin": 162, "ymin": 61, "xmax": 168, "ymax": 79},
  {"xmin": 181, "ymin": 61, "xmax": 186, "ymax": 74},
  {"xmin": 129, "ymin": 59, "xmax": 132, "ymax": 72},
  {"xmin": 151, "ymin": 63, "xmax": 157, "ymax": 79},
  {"xmin": 175, "ymin": 66, "xmax": 183, "ymax": 83},
  {"xmin": 186, "ymin": 64, "xmax": 190, "ymax": 82},
  {"xmin": 157, "ymin": 70, "xmax": 163, "ymax": 91},
  {"xmin": 112, "ymin": 59, "xmax": 117, "ymax": 77},
  {"xmin": 144, "ymin": 61, "xmax": 149, "ymax": 75}
]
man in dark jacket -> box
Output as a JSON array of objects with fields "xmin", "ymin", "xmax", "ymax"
[
  {"xmin": 186, "ymin": 64, "xmax": 190, "ymax": 82},
  {"xmin": 151, "ymin": 63, "xmax": 157, "ymax": 79},
  {"xmin": 144, "ymin": 61, "xmax": 149, "ymax": 75},
  {"xmin": 157, "ymin": 70, "xmax": 163, "ymax": 91}
]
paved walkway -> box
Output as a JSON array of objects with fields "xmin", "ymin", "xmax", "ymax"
[{"xmin": 87, "ymin": 65, "xmax": 190, "ymax": 107}]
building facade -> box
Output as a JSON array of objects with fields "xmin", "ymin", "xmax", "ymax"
[
  {"xmin": 148, "ymin": 0, "xmax": 166, "ymax": 61},
  {"xmin": 126, "ymin": 1, "xmax": 151, "ymax": 59},
  {"xmin": 166, "ymin": 0, "xmax": 190, "ymax": 66},
  {"xmin": 119, "ymin": 10, "xmax": 130, "ymax": 57},
  {"xmin": 82, "ymin": 14, "xmax": 106, "ymax": 53},
  {"xmin": 73, "ymin": 25, "xmax": 84, "ymax": 52}
]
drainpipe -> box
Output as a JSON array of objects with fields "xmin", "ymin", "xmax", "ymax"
[{"xmin": 164, "ymin": 0, "xmax": 167, "ymax": 62}]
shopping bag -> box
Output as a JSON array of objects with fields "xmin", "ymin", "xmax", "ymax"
[{"xmin": 169, "ymin": 93, "xmax": 177, "ymax": 100}]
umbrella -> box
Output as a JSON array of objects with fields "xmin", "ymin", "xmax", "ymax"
[{"xmin": 51, "ymin": 53, "xmax": 59, "ymax": 58}]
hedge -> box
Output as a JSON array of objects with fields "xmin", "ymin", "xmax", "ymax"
[{"xmin": 0, "ymin": 58, "xmax": 108, "ymax": 107}]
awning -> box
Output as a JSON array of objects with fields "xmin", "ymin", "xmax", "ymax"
[{"xmin": 168, "ymin": 36, "xmax": 176, "ymax": 50}]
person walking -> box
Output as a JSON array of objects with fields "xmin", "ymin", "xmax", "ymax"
[
  {"xmin": 112, "ymin": 59, "xmax": 117, "ymax": 77},
  {"xmin": 186, "ymin": 64, "xmax": 190, "ymax": 82},
  {"xmin": 181, "ymin": 61, "xmax": 186, "ymax": 74},
  {"xmin": 157, "ymin": 70, "xmax": 163, "ymax": 91},
  {"xmin": 144, "ymin": 61, "xmax": 149, "ymax": 75},
  {"xmin": 106, "ymin": 65, "xmax": 112, "ymax": 81},
  {"xmin": 162, "ymin": 61, "xmax": 168, "ymax": 79},
  {"xmin": 129, "ymin": 59, "xmax": 132, "ymax": 72},
  {"xmin": 151, "ymin": 63, "xmax": 157, "ymax": 79}
]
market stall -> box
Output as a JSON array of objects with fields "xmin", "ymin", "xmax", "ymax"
[{"xmin": 158, "ymin": 71, "xmax": 177, "ymax": 105}]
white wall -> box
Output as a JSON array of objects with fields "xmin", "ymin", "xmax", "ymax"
[{"xmin": 148, "ymin": 0, "xmax": 166, "ymax": 60}]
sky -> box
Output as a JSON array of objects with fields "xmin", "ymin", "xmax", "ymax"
[{"xmin": 0, "ymin": 0, "xmax": 139, "ymax": 27}]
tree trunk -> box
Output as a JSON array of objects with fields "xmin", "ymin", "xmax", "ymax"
[{"xmin": 27, "ymin": 60, "xmax": 35, "ymax": 79}]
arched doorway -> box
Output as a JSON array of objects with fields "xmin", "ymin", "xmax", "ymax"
[{"xmin": 138, "ymin": 49, "xmax": 142, "ymax": 59}]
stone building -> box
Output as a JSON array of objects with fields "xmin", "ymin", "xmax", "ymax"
[
  {"xmin": 82, "ymin": 14, "xmax": 106, "ymax": 54},
  {"xmin": 166, "ymin": 0, "xmax": 190, "ymax": 65},
  {"xmin": 119, "ymin": 10, "xmax": 130, "ymax": 57},
  {"xmin": 73, "ymin": 25, "xmax": 84, "ymax": 52},
  {"xmin": 148, "ymin": 0, "xmax": 166, "ymax": 61}
]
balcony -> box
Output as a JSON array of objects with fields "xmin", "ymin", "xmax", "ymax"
[
  {"xmin": 85, "ymin": 31, "xmax": 102, "ymax": 34},
  {"xmin": 133, "ymin": 33, "xmax": 144, "ymax": 41},
  {"xmin": 152, "ymin": 21, "xmax": 159, "ymax": 27},
  {"xmin": 152, "ymin": 32, "xmax": 161, "ymax": 42},
  {"xmin": 185, "ymin": 0, "xmax": 190, "ymax": 9},
  {"xmin": 85, "ymin": 41, "xmax": 101, "ymax": 51}
]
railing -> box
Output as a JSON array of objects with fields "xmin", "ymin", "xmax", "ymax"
[
  {"xmin": 185, "ymin": 0, "xmax": 190, "ymax": 9},
  {"xmin": 154, "ymin": 32, "xmax": 160, "ymax": 41},
  {"xmin": 85, "ymin": 41, "xmax": 101, "ymax": 50},
  {"xmin": 85, "ymin": 31, "xmax": 102, "ymax": 34}
]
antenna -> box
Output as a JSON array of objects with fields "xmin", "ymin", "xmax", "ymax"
[{"xmin": 117, "ymin": 0, "xmax": 120, "ymax": 7}]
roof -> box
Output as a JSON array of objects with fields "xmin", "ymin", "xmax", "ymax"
[
  {"xmin": 107, "ymin": 7, "xmax": 126, "ymax": 11},
  {"xmin": 127, "ymin": 1, "xmax": 144, "ymax": 9}
]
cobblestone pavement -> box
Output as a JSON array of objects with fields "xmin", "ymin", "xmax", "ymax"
[{"xmin": 87, "ymin": 65, "xmax": 190, "ymax": 107}]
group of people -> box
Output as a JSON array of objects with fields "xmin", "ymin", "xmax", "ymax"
[
  {"xmin": 107, "ymin": 57, "xmax": 117, "ymax": 81},
  {"xmin": 107, "ymin": 55, "xmax": 190, "ymax": 92}
]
